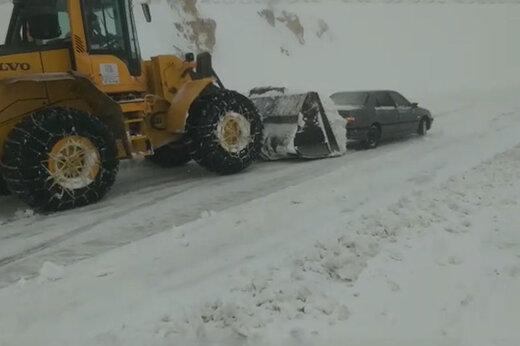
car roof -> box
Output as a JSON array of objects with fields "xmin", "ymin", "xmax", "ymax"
[{"xmin": 331, "ymin": 90, "xmax": 397, "ymax": 95}]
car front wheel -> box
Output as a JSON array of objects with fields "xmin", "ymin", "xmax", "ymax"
[{"xmin": 418, "ymin": 118, "xmax": 428, "ymax": 136}]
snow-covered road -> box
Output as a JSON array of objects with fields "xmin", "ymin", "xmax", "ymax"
[
  {"xmin": 0, "ymin": 89, "xmax": 520, "ymax": 345},
  {"xmin": 0, "ymin": 91, "xmax": 517, "ymax": 286}
]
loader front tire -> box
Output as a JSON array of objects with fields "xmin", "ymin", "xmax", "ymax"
[
  {"xmin": 1, "ymin": 107, "xmax": 119, "ymax": 212},
  {"xmin": 149, "ymin": 141, "xmax": 192, "ymax": 168},
  {"xmin": 187, "ymin": 90, "xmax": 262, "ymax": 175},
  {"xmin": 0, "ymin": 176, "xmax": 9, "ymax": 196}
]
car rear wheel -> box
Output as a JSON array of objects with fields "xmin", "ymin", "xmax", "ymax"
[{"xmin": 363, "ymin": 124, "xmax": 381, "ymax": 149}]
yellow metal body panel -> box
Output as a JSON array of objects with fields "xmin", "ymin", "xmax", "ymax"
[
  {"xmin": 166, "ymin": 79, "xmax": 214, "ymax": 133},
  {"xmin": 120, "ymin": 102, "xmax": 146, "ymax": 113},
  {"xmin": 88, "ymin": 55, "xmax": 147, "ymax": 93},
  {"xmin": 0, "ymin": 51, "xmax": 44, "ymax": 78},
  {"xmin": 149, "ymin": 55, "xmax": 197, "ymax": 101},
  {"xmin": 41, "ymin": 49, "xmax": 72, "ymax": 73}
]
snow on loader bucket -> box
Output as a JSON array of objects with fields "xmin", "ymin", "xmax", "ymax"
[{"xmin": 250, "ymin": 87, "xmax": 347, "ymax": 160}]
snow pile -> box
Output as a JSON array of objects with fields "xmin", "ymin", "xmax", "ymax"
[{"xmin": 38, "ymin": 261, "xmax": 65, "ymax": 282}]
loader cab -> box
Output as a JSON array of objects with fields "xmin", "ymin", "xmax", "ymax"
[
  {"xmin": 81, "ymin": 0, "xmax": 142, "ymax": 77},
  {"xmin": 0, "ymin": 0, "xmax": 145, "ymax": 92}
]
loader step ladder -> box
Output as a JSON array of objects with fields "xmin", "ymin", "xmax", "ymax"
[{"xmin": 124, "ymin": 117, "xmax": 152, "ymax": 156}]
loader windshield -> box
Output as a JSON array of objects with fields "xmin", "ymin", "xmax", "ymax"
[
  {"xmin": 84, "ymin": 0, "xmax": 126, "ymax": 51},
  {"xmin": 82, "ymin": 0, "xmax": 142, "ymax": 76}
]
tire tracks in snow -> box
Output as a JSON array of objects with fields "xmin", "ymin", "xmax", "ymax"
[{"xmin": 0, "ymin": 102, "xmax": 518, "ymax": 288}]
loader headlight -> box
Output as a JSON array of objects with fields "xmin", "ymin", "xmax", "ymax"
[{"xmin": 346, "ymin": 116, "xmax": 357, "ymax": 125}]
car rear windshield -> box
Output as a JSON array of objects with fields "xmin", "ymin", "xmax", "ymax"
[{"xmin": 330, "ymin": 92, "xmax": 368, "ymax": 107}]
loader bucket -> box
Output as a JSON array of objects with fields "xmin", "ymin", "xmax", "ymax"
[{"xmin": 250, "ymin": 88, "xmax": 346, "ymax": 160}]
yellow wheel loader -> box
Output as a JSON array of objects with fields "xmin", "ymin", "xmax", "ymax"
[{"xmin": 0, "ymin": 0, "xmax": 262, "ymax": 211}]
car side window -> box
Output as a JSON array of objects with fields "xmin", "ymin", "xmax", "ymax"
[
  {"xmin": 375, "ymin": 92, "xmax": 395, "ymax": 108},
  {"xmin": 365, "ymin": 94, "xmax": 376, "ymax": 108},
  {"xmin": 390, "ymin": 92, "xmax": 411, "ymax": 107}
]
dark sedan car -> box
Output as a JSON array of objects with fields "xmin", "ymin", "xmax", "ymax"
[{"xmin": 330, "ymin": 90, "xmax": 433, "ymax": 148}]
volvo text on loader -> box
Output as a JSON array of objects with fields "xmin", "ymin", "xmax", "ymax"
[{"xmin": 0, "ymin": 0, "xmax": 263, "ymax": 212}]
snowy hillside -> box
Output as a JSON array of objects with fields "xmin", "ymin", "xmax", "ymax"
[
  {"xmin": 136, "ymin": 0, "xmax": 520, "ymax": 98},
  {"xmin": 2, "ymin": 0, "xmax": 520, "ymax": 97}
]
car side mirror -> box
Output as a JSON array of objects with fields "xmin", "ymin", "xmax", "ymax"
[
  {"xmin": 411, "ymin": 102, "xmax": 418, "ymax": 108},
  {"xmin": 141, "ymin": 3, "xmax": 152, "ymax": 23},
  {"xmin": 28, "ymin": 13, "xmax": 61, "ymax": 40}
]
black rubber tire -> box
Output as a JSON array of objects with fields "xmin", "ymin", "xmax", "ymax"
[
  {"xmin": 0, "ymin": 107, "xmax": 119, "ymax": 212},
  {"xmin": 363, "ymin": 124, "xmax": 381, "ymax": 149},
  {"xmin": 186, "ymin": 90, "xmax": 263, "ymax": 175},
  {"xmin": 0, "ymin": 175, "xmax": 9, "ymax": 196},
  {"xmin": 148, "ymin": 141, "xmax": 191, "ymax": 168},
  {"xmin": 418, "ymin": 118, "xmax": 428, "ymax": 136}
]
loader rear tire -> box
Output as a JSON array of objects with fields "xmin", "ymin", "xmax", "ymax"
[
  {"xmin": 1, "ymin": 107, "xmax": 119, "ymax": 212},
  {"xmin": 149, "ymin": 141, "xmax": 192, "ymax": 168},
  {"xmin": 187, "ymin": 90, "xmax": 263, "ymax": 175}
]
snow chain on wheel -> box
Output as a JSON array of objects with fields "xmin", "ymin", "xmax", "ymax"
[
  {"xmin": 0, "ymin": 107, "xmax": 119, "ymax": 212},
  {"xmin": 186, "ymin": 90, "xmax": 263, "ymax": 174}
]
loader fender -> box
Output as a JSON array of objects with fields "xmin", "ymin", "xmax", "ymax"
[
  {"xmin": 166, "ymin": 78, "xmax": 215, "ymax": 133},
  {"xmin": 0, "ymin": 72, "xmax": 127, "ymax": 158}
]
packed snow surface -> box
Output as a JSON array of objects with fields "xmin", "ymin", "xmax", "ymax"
[{"xmin": 1, "ymin": 87, "xmax": 520, "ymax": 345}]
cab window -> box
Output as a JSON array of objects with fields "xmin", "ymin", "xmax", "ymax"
[
  {"xmin": 83, "ymin": 0, "xmax": 126, "ymax": 52},
  {"xmin": 4, "ymin": 0, "xmax": 70, "ymax": 48},
  {"xmin": 390, "ymin": 92, "xmax": 411, "ymax": 107},
  {"xmin": 374, "ymin": 92, "xmax": 396, "ymax": 108},
  {"xmin": 82, "ymin": 0, "xmax": 141, "ymax": 76},
  {"xmin": 0, "ymin": 2, "xmax": 14, "ymax": 45}
]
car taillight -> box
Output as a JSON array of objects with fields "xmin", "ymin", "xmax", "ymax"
[{"xmin": 346, "ymin": 116, "xmax": 357, "ymax": 125}]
